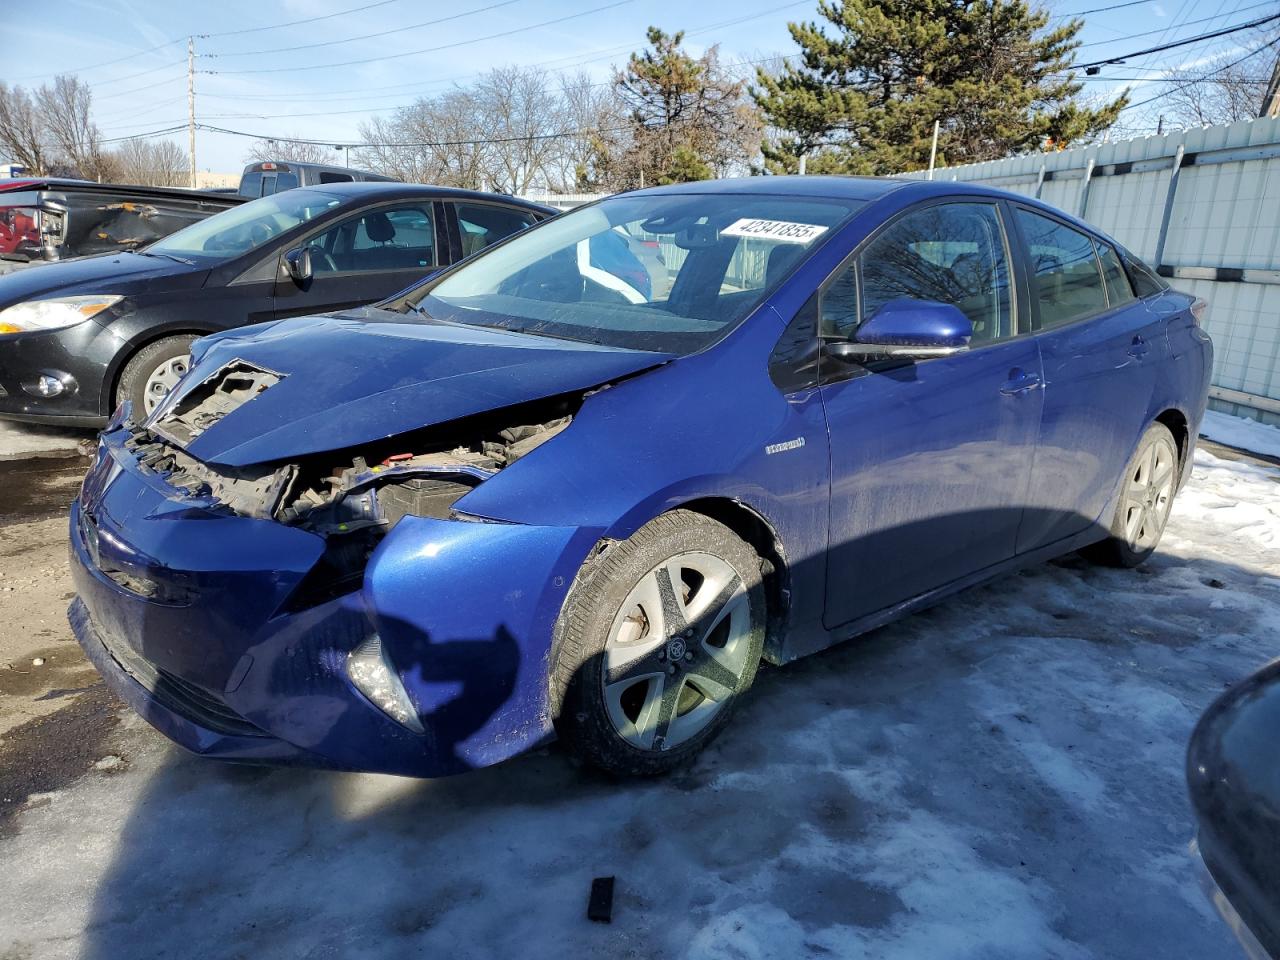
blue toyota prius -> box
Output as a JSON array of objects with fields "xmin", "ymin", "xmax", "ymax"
[{"xmin": 69, "ymin": 176, "xmax": 1212, "ymax": 777}]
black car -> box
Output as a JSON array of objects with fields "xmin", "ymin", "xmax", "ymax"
[
  {"xmin": 0, "ymin": 177, "xmax": 243, "ymax": 275},
  {"xmin": 1188, "ymin": 660, "xmax": 1280, "ymax": 959},
  {"xmin": 0, "ymin": 183, "xmax": 553, "ymax": 425}
]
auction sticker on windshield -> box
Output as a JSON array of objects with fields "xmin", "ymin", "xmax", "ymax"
[{"xmin": 721, "ymin": 219, "xmax": 829, "ymax": 244}]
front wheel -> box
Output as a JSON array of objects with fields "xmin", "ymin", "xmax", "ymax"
[
  {"xmin": 115, "ymin": 335, "xmax": 197, "ymax": 417},
  {"xmin": 1081, "ymin": 421, "xmax": 1179, "ymax": 568},
  {"xmin": 553, "ymin": 510, "xmax": 766, "ymax": 776}
]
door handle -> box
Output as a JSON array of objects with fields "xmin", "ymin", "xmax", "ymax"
[
  {"xmin": 1128, "ymin": 335, "xmax": 1150, "ymax": 359},
  {"xmin": 1000, "ymin": 368, "xmax": 1043, "ymax": 396}
]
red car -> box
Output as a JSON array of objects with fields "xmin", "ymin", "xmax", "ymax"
[{"xmin": 0, "ymin": 205, "xmax": 38, "ymax": 256}]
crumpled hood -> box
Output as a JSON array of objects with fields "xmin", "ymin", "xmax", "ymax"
[
  {"xmin": 0, "ymin": 251, "xmax": 202, "ymax": 306},
  {"xmin": 155, "ymin": 309, "xmax": 672, "ymax": 467}
]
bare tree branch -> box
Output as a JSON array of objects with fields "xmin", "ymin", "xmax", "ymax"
[
  {"xmin": 1160, "ymin": 31, "xmax": 1278, "ymax": 128},
  {"xmin": 112, "ymin": 138, "xmax": 189, "ymax": 186},
  {"xmin": 0, "ymin": 83, "xmax": 51, "ymax": 175},
  {"xmin": 243, "ymin": 135, "xmax": 338, "ymax": 165},
  {"xmin": 36, "ymin": 75, "xmax": 110, "ymax": 180}
]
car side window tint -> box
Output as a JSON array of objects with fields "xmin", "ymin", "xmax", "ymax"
[
  {"xmin": 455, "ymin": 203, "xmax": 539, "ymax": 258},
  {"xmin": 821, "ymin": 263, "xmax": 859, "ymax": 338},
  {"xmin": 308, "ymin": 205, "xmax": 436, "ymax": 274},
  {"xmin": 1120, "ymin": 246, "xmax": 1168, "ymax": 298},
  {"xmin": 1096, "ymin": 241, "xmax": 1133, "ymax": 306},
  {"xmin": 1015, "ymin": 208, "xmax": 1107, "ymax": 330},
  {"xmin": 822, "ymin": 202, "xmax": 1014, "ymax": 344}
]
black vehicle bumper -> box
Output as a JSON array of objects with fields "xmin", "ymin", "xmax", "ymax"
[
  {"xmin": 0, "ymin": 322, "xmax": 121, "ymax": 423},
  {"xmin": 1193, "ymin": 837, "xmax": 1272, "ymax": 960}
]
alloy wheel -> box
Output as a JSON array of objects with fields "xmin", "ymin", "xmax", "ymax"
[
  {"xmin": 142, "ymin": 355, "xmax": 190, "ymax": 413},
  {"xmin": 1122, "ymin": 436, "xmax": 1176, "ymax": 550},
  {"xmin": 602, "ymin": 551, "xmax": 753, "ymax": 753}
]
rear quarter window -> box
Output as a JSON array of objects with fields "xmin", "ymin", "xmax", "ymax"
[{"xmin": 1121, "ymin": 248, "xmax": 1168, "ymax": 298}]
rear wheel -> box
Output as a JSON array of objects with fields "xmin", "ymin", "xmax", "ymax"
[
  {"xmin": 115, "ymin": 335, "xmax": 196, "ymax": 416},
  {"xmin": 553, "ymin": 510, "xmax": 766, "ymax": 776},
  {"xmin": 1081, "ymin": 422, "xmax": 1179, "ymax": 568}
]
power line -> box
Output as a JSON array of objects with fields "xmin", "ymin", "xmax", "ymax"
[
  {"xmin": 202, "ymin": 121, "xmax": 642, "ymax": 148},
  {"xmin": 202, "ymin": 0, "xmax": 634, "ymax": 75},
  {"xmin": 93, "ymin": 58, "xmax": 189, "ymax": 87},
  {"xmin": 202, "ymin": 0, "xmax": 406, "ymax": 38},
  {"xmin": 205, "ymin": 0, "xmax": 526, "ymax": 59},
  {"xmin": 93, "ymin": 0, "xmax": 808, "ymax": 116},
  {"xmin": 97, "ymin": 51, "xmax": 807, "ymax": 130},
  {"xmin": 1078, "ymin": 1, "xmax": 1275, "ymax": 49},
  {"xmin": 1051, "ymin": 0, "xmax": 1154, "ymax": 18},
  {"xmin": 15, "ymin": 0, "xmax": 411, "ymax": 83},
  {"xmin": 97, "ymin": 124, "xmax": 189, "ymax": 146},
  {"xmin": 1077, "ymin": 10, "xmax": 1280, "ymax": 69},
  {"xmin": 1120, "ymin": 34, "xmax": 1280, "ymax": 110},
  {"xmin": 92, "ymin": 71, "xmax": 189, "ymax": 104},
  {"xmin": 111, "ymin": 0, "xmax": 808, "ymax": 125},
  {"xmin": 15, "ymin": 38, "xmax": 185, "ymax": 83}
]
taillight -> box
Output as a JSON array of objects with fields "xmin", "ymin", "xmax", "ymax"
[{"xmin": 1190, "ymin": 298, "xmax": 1208, "ymax": 326}]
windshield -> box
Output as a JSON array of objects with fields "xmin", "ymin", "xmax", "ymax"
[
  {"xmin": 408, "ymin": 193, "xmax": 858, "ymax": 353},
  {"xmin": 147, "ymin": 188, "xmax": 342, "ymax": 260}
]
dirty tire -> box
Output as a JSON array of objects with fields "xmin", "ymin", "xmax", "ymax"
[
  {"xmin": 553, "ymin": 510, "xmax": 766, "ymax": 777},
  {"xmin": 1081, "ymin": 421, "xmax": 1179, "ymax": 568},
  {"xmin": 115, "ymin": 335, "xmax": 197, "ymax": 416}
]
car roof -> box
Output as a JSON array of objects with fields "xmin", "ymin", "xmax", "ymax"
[
  {"xmin": 303, "ymin": 180, "xmax": 556, "ymax": 213},
  {"xmin": 619, "ymin": 174, "xmax": 1048, "ymax": 207},
  {"xmin": 625, "ymin": 175, "xmax": 913, "ymax": 202},
  {"xmin": 621, "ymin": 175, "xmax": 1116, "ymax": 241}
]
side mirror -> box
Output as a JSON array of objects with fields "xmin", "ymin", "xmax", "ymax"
[
  {"xmin": 828, "ymin": 298, "xmax": 972, "ymax": 361},
  {"xmin": 283, "ymin": 246, "xmax": 313, "ymax": 283}
]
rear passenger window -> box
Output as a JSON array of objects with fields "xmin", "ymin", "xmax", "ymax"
[
  {"xmin": 1097, "ymin": 242, "xmax": 1133, "ymax": 306},
  {"xmin": 1015, "ymin": 209, "xmax": 1106, "ymax": 329},
  {"xmin": 823, "ymin": 202, "xmax": 1014, "ymax": 344},
  {"xmin": 455, "ymin": 203, "xmax": 539, "ymax": 258},
  {"xmin": 1121, "ymin": 247, "xmax": 1168, "ymax": 298}
]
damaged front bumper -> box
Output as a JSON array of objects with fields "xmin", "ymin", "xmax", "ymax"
[{"xmin": 69, "ymin": 423, "xmax": 597, "ymax": 777}]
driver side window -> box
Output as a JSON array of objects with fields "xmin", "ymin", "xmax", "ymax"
[{"xmin": 821, "ymin": 202, "xmax": 1015, "ymax": 345}]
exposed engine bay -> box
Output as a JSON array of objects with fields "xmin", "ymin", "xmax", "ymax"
[{"xmin": 122, "ymin": 400, "xmax": 574, "ymax": 535}]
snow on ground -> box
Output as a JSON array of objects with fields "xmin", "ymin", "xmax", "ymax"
[
  {"xmin": 1, "ymin": 449, "xmax": 1277, "ymax": 960},
  {"xmin": 1201, "ymin": 409, "xmax": 1280, "ymax": 461},
  {"xmin": 0, "ymin": 419, "xmax": 90, "ymax": 462}
]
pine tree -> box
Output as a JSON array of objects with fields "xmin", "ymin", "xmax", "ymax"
[
  {"xmin": 609, "ymin": 28, "xmax": 759, "ymax": 188},
  {"xmin": 753, "ymin": 0, "xmax": 1128, "ymax": 175}
]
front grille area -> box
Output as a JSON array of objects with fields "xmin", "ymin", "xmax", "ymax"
[
  {"xmin": 96, "ymin": 622, "xmax": 265, "ymax": 738},
  {"xmin": 79, "ymin": 507, "xmax": 194, "ymax": 605}
]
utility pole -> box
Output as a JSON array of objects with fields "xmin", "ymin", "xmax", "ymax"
[
  {"xmin": 187, "ymin": 36, "xmax": 197, "ymax": 189},
  {"xmin": 1261, "ymin": 47, "xmax": 1280, "ymax": 118},
  {"xmin": 927, "ymin": 119, "xmax": 940, "ymax": 180}
]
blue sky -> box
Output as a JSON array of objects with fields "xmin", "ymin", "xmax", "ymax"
[{"xmin": 8, "ymin": 0, "xmax": 1273, "ymax": 172}]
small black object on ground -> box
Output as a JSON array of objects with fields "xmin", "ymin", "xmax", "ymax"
[{"xmin": 588, "ymin": 876, "xmax": 614, "ymax": 923}]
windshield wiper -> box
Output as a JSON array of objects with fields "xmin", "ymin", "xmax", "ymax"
[{"xmin": 137, "ymin": 250, "xmax": 196, "ymax": 266}]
